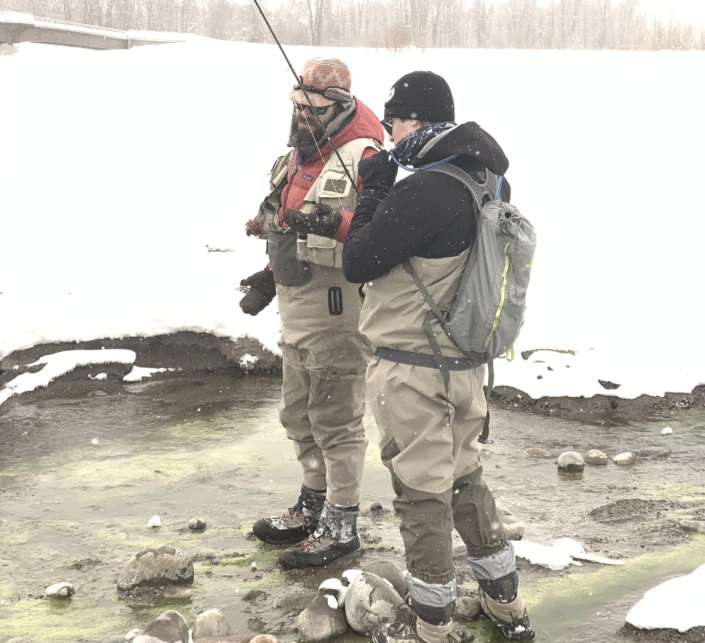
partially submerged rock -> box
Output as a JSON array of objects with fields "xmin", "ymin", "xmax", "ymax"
[
  {"xmin": 192, "ymin": 609, "xmax": 232, "ymax": 639},
  {"xmin": 557, "ymin": 451, "xmax": 585, "ymax": 472},
  {"xmin": 132, "ymin": 610, "xmax": 189, "ymax": 643},
  {"xmin": 297, "ymin": 594, "xmax": 348, "ymax": 642},
  {"xmin": 118, "ymin": 545, "xmax": 194, "ymax": 591},
  {"xmin": 614, "ymin": 452, "xmax": 635, "ymax": 466},
  {"xmin": 525, "ymin": 448, "xmax": 549, "ymax": 457},
  {"xmin": 189, "ymin": 517, "xmax": 207, "ymax": 530},
  {"xmin": 345, "ymin": 571, "xmax": 404, "ymax": 635},
  {"xmin": 679, "ymin": 519, "xmax": 705, "ymax": 533},
  {"xmin": 635, "ymin": 447, "xmax": 671, "ymax": 459},
  {"xmin": 585, "ymin": 449, "xmax": 608, "ymax": 465},
  {"xmin": 46, "ymin": 581, "xmax": 74, "ymax": 598}
]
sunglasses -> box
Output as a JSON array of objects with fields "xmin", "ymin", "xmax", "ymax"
[
  {"xmin": 294, "ymin": 102, "xmax": 332, "ymax": 116},
  {"xmin": 381, "ymin": 119, "xmax": 393, "ymax": 135}
]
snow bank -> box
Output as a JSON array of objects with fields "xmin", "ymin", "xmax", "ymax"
[
  {"xmin": 626, "ymin": 564, "xmax": 705, "ymax": 632},
  {"xmin": 0, "ymin": 349, "xmax": 135, "ymax": 405},
  {"xmin": 1, "ymin": 42, "xmax": 704, "ymax": 400}
]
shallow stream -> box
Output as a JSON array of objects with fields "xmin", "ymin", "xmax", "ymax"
[{"xmin": 0, "ymin": 373, "xmax": 703, "ymax": 643}]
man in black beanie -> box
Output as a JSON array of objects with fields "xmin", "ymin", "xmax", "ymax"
[{"xmin": 343, "ymin": 71, "xmax": 535, "ymax": 643}]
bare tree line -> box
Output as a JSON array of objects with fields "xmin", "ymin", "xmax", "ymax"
[{"xmin": 4, "ymin": 0, "xmax": 704, "ymax": 49}]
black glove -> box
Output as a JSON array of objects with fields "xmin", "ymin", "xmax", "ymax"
[
  {"xmin": 282, "ymin": 203, "xmax": 342, "ymax": 238},
  {"xmin": 239, "ymin": 268, "xmax": 276, "ymax": 316},
  {"xmin": 358, "ymin": 149, "xmax": 398, "ymax": 195}
]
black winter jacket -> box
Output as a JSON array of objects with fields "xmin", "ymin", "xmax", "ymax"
[{"xmin": 343, "ymin": 122, "xmax": 510, "ymax": 284}]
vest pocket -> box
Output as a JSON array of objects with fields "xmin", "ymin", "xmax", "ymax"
[{"xmin": 267, "ymin": 229, "xmax": 312, "ymax": 287}]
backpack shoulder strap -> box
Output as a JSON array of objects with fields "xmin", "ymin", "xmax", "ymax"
[{"xmin": 427, "ymin": 163, "xmax": 498, "ymax": 211}]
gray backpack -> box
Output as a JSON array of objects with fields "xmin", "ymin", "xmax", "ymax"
[{"xmin": 402, "ymin": 164, "xmax": 537, "ymax": 441}]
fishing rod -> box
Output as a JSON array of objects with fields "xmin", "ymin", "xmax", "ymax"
[{"xmin": 250, "ymin": 0, "xmax": 360, "ymax": 196}]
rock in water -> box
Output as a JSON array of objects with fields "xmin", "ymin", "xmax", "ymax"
[
  {"xmin": 46, "ymin": 581, "xmax": 74, "ymax": 598},
  {"xmin": 192, "ymin": 609, "xmax": 232, "ymax": 639},
  {"xmin": 454, "ymin": 595, "xmax": 482, "ymax": 621},
  {"xmin": 189, "ymin": 518, "xmax": 207, "ymax": 530},
  {"xmin": 614, "ymin": 452, "xmax": 635, "ymax": 466},
  {"xmin": 661, "ymin": 427, "xmax": 673, "ymax": 435},
  {"xmin": 118, "ymin": 545, "xmax": 194, "ymax": 591},
  {"xmin": 636, "ymin": 447, "xmax": 671, "ymax": 459},
  {"xmin": 345, "ymin": 571, "xmax": 404, "ymax": 635},
  {"xmin": 499, "ymin": 514, "xmax": 525, "ymax": 541},
  {"xmin": 194, "ymin": 637, "xmax": 254, "ymax": 643},
  {"xmin": 361, "ymin": 561, "xmax": 408, "ymax": 597},
  {"xmin": 525, "ymin": 448, "xmax": 548, "ymax": 457},
  {"xmin": 133, "ymin": 610, "xmax": 189, "ymax": 643},
  {"xmin": 679, "ymin": 519, "xmax": 705, "ymax": 533},
  {"xmin": 585, "ymin": 449, "xmax": 608, "ymax": 465},
  {"xmin": 297, "ymin": 594, "xmax": 348, "ymax": 642},
  {"xmin": 557, "ymin": 451, "xmax": 585, "ymax": 472}
]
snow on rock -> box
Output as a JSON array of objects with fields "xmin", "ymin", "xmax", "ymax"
[
  {"xmin": 552, "ymin": 538, "xmax": 625, "ymax": 566},
  {"xmin": 239, "ymin": 353, "xmax": 259, "ymax": 373},
  {"xmin": 513, "ymin": 538, "xmax": 624, "ymax": 570},
  {"xmin": 511, "ymin": 540, "xmax": 574, "ymax": 571},
  {"xmin": 626, "ymin": 564, "xmax": 705, "ymax": 633},
  {"xmin": 123, "ymin": 366, "xmax": 171, "ymax": 382},
  {"xmin": 0, "ymin": 349, "xmax": 135, "ymax": 407}
]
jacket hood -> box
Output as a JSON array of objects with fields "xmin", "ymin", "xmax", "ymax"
[
  {"xmin": 325, "ymin": 97, "xmax": 384, "ymax": 150},
  {"xmin": 413, "ymin": 121, "xmax": 509, "ymax": 176}
]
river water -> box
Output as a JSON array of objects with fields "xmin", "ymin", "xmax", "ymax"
[{"xmin": 0, "ymin": 373, "xmax": 703, "ymax": 643}]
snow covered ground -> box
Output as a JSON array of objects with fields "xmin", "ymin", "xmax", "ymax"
[{"xmin": 1, "ymin": 41, "xmax": 704, "ymax": 399}]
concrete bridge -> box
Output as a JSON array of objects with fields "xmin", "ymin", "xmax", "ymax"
[{"xmin": 0, "ymin": 11, "xmax": 191, "ymax": 50}]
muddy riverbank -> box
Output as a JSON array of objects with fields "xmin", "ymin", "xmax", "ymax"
[{"xmin": 1, "ymin": 337, "xmax": 704, "ymax": 643}]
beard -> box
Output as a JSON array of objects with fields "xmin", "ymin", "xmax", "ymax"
[{"xmin": 287, "ymin": 109, "xmax": 327, "ymax": 150}]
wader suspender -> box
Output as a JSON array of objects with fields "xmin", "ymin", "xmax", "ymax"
[{"xmin": 399, "ymin": 260, "xmax": 493, "ymax": 443}]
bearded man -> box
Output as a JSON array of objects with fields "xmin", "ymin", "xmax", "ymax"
[{"xmin": 239, "ymin": 57, "xmax": 383, "ymax": 569}]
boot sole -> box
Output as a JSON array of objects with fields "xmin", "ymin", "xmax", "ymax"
[{"xmin": 279, "ymin": 546, "xmax": 363, "ymax": 570}]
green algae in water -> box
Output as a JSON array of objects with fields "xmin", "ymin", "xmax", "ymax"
[
  {"xmin": 0, "ymin": 597, "xmax": 131, "ymax": 642},
  {"xmin": 522, "ymin": 534, "xmax": 705, "ymax": 640}
]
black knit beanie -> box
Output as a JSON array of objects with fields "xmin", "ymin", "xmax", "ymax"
[{"xmin": 384, "ymin": 71, "xmax": 454, "ymax": 122}]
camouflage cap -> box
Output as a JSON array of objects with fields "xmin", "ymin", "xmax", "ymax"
[{"xmin": 289, "ymin": 57, "xmax": 353, "ymax": 107}]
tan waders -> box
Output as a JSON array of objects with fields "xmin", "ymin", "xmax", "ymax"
[
  {"xmin": 252, "ymin": 132, "xmax": 378, "ymax": 567},
  {"xmin": 361, "ymin": 255, "xmax": 534, "ymax": 641}
]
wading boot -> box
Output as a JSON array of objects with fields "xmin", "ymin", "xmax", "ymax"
[
  {"xmin": 279, "ymin": 500, "xmax": 361, "ymax": 569},
  {"xmin": 478, "ymin": 573, "xmax": 535, "ymax": 642},
  {"xmin": 372, "ymin": 604, "xmax": 466, "ymax": 643},
  {"xmin": 252, "ymin": 485, "xmax": 324, "ymax": 546}
]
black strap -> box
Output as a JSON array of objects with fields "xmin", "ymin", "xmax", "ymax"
[
  {"xmin": 479, "ymin": 360, "xmax": 494, "ymax": 444},
  {"xmin": 375, "ymin": 347, "xmax": 479, "ymax": 371}
]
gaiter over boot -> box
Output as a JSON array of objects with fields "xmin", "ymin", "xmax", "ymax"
[
  {"xmin": 477, "ymin": 572, "xmax": 535, "ymax": 642},
  {"xmin": 372, "ymin": 604, "xmax": 467, "ymax": 643},
  {"xmin": 279, "ymin": 500, "xmax": 361, "ymax": 568},
  {"xmin": 252, "ymin": 484, "xmax": 325, "ymax": 545}
]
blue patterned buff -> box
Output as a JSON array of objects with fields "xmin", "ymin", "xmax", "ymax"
[{"xmin": 392, "ymin": 121, "xmax": 456, "ymax": 165}]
